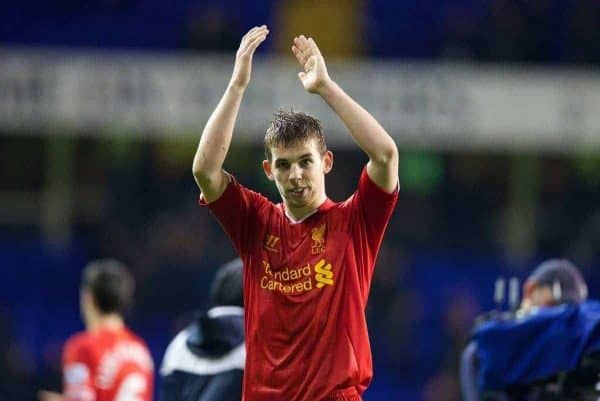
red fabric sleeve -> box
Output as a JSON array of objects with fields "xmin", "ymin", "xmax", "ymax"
[
  {"xmin": 350, "ymin": 167, "xmax": 399, "ymax": 298},
  {"xmin": 62, "ymin": 337, "xmax": 96, "ymax": 401},
  {"xmin": 199, "ymin": 175, "xmax": 271, "ymax": 257}
]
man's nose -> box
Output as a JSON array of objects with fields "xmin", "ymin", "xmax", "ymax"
[{"xmin": 289, "ymin": 164, "xmax": 302, "ymax": 180}]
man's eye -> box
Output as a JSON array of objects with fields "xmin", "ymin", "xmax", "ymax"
[{"xmin": 300, "ymin": 159, "xmax": 312, "ymax": 167}]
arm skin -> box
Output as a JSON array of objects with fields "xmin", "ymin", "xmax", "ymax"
[
  {"xmin": 292, "ymin": 35, "xmax": 399, "ymax": 193},
  {"xmin": 192, "ymin": 25, "xmax": 269, "ymax": 202},
  {"xmin": 38, "ymin": 390, "xmax": 65, "ymax": 401}
]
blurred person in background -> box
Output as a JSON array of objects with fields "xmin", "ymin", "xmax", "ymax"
[
  {"xmin": 38, "ymin": 259, "xmax": 154, "ymax": 401},
  {"xmin": 519, "ymin": 258, "xmax": 588, "ymax": 313},
  {"xmin": 159, "ymin": 258, "xmax": 244, "ymax": 401},
  {"xmin": 192, "ymin": 24, "xmax": 398, "ymax": 401},
  {"xmin": 461, "ymin": 259, "xmax": 600, "ymax": 401}
]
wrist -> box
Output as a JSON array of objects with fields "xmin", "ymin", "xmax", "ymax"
[{"xmin": 316, "ymin": 79, "xmax": 338, "ymax": 98}]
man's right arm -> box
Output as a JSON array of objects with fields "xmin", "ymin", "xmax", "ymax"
[{"xmin": 192, "ymin": 25, "xmax": 269, "ymax": 202}]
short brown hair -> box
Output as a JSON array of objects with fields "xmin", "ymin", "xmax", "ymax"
[
  {"xmin": 81, "ymin": 259, "xmax": 135, "ymax": 315},
  {"xmin": 264, "ymin": 109, "xmax": 327, "ymax": 160}
]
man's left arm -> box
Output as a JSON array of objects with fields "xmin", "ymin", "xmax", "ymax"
[
  {"xmin": 292, "ymin": 35, "xmax": 398, "ymax": 193},
  {"xmin": 61, "ymin": 341, "xmax": 95, "ymax": 401}
]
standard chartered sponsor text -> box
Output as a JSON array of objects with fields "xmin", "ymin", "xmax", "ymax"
[{"xmin": 261, "ymin": 261, "xmax": 315, "ymax": 293}]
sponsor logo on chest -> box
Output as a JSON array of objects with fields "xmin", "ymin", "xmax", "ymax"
[{"xmin": 260, "ymin": 258, "xmax": 334, "ymax": 294}]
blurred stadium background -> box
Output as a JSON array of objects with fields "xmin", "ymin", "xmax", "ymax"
[{"xmin": 0, "ymin": 0, "xmax": 599, "ymax": 400}]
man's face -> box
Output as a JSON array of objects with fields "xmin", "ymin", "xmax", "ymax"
[
  {"xmin": 263, "ymin": 138, "xmax": 333, "ymax": 215},
  {"xmin": 521, "ymin": 280, "xmax": 554, "ymax": 311},
  {"xmin": 527, "ymin": 286, "xmax": 554, "ymax": 307}
]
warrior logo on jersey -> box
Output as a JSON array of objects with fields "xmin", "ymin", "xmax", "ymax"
[
  {"xmin": 311, "ymin": 224, "xmax": 326, "ymax": 254},
  {"xmin": 263, "ymin": 234, "xmax": 280, "ymax": 253}
]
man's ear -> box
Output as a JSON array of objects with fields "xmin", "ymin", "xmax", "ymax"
[
  {"xmin": 323, "ymin": 150, "xmax": 333, "ymax": 174},
  {"xmin": 80, "ymin": 289, "xmax": 94, "ymax": 316},
  {"xmin": 262, "ymin": 159, "xmax": 274, "ymax": 181}
]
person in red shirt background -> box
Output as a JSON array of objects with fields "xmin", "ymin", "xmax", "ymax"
[
  {"xmin": 38, "ymin": 259, "xmax": 154, "ymax": 401},
  {"xmin": 192, "ymin": 25, "xmax": 399, "ymax": 401}
]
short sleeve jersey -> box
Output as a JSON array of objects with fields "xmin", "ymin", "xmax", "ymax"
[
  {"xmin": 62, "ymin": 327, "xmax": 154, "ymax": 401},
  {"xmin": 201, "ymin": 168, "xmax": 398, "ymax": 401}
]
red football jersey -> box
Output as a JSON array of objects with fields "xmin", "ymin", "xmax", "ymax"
[
  {"xmin": 62, "ymin": 327, "xmax": 154, "ymax": 401},
  {"xmin": 202, "ymin": 168, "xmax": 398, "ymax": 401}
]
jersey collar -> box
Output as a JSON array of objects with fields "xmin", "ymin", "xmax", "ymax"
[{"xmin": 282, "ymin": 198, "xmax": 335, "ymax": 224}]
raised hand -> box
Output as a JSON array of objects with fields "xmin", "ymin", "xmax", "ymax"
[
  {"xmin": 230, "ymin": 25, "xmax": 269, "ymax": 90},
  {"xmin": 292, "ymin": 35, "xmax": 332, "ymax": 94}
]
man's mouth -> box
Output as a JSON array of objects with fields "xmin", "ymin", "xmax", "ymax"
[{"xmin": 288, "ymin": 187, "xmax": 307, "ymax": 196}]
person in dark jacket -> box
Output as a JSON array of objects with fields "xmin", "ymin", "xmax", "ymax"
[
  {"xmin": 461, "ymin": 259, "xmax": 600, "ymax": 401},
  {"xmin": 159, "ymin": 258, "xmax": 244, "ymax": 401}
]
